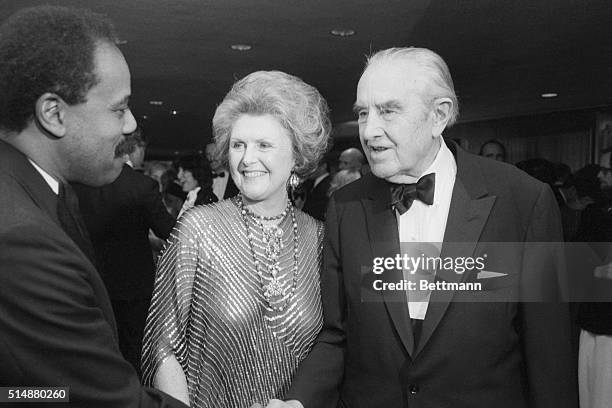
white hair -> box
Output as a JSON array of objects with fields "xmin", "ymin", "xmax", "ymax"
[{"xmin": 365, "ymin": 47, "xmax": 459, "ymax": 126}]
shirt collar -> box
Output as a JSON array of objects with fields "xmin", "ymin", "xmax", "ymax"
[
  {"xmin": 419, "ymin": 138, "xmax": 457, "ymax": 205},
  {"xmin": 187, "ymin": 186, "xmax": 201, "ymax": 202},
  {"xmin": 28, "ymin": 158, "xmax": 59, "ymax": 195}
]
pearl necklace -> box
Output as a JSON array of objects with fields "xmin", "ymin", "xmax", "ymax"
[
  {"xmin": 237, "ymin": 196, "xmax": 299, "ymax": 312},
  {"xmin": 241, "ymin": 199, "xmax": 292, "ymax": 221}
]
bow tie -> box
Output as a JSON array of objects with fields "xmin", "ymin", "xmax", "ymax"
[
  {"xmin": 213, "ymin": 172, "xmax": 225, "ymax": 178},
  {"xmin": 389, "ymin": 173, "xmax": 435, "ymax": 215}
]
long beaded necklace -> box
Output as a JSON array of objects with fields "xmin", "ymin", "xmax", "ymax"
[{"xmin": 237, "ymin": 195, "xmax": 299, "ymax": 312}]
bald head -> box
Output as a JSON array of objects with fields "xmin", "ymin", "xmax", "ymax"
[{"xmin": 338, "ymin": 148, "xmax": 365, "ymax": 172}]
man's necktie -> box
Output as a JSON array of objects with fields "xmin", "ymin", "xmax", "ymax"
[
  {"xmin": 390, "ymin": 173, "xmax": 435, "ymax": 214},
  {"xmin": 57, "ymin": 183, "xmax": 96, "ymax": 264}
]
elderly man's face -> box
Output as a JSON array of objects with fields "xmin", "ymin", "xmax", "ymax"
[
  {"xmin": 61, "ymin": 42, "xmax": 136, "ymax": 186},
  {"xmin": 355, "ymin": 60, "xmax": 440, "ymax": 183}
]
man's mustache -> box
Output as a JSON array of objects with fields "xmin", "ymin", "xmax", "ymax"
[{"xmin": 114, "ymin": 137, "xmax": 131, "ymax": 158}]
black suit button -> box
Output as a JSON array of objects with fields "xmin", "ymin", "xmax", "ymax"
[{"xmin": 409, "ymin": 384, "xmax": 419, "ymax": 394}]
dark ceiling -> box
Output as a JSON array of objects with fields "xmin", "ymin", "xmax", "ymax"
[{"xmin": 2, "ymin": 0, "xmax": 612, "ymax": 156}]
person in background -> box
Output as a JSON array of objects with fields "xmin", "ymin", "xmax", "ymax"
[
  {"xmin": 141, "ymin": 70, "xmax": 331, "ymax": 408},
  {"xmin": 74, "ymin": 127, "xmax": 176, "ymax": 377},
  {"xmin": 126, "ymin": 128, "xmax": 147, "ymax": 170},
  {"xmin": 301, "ymin": 160, "xmax": 332, "ymax": 221},
  {"xmin": 0, "ymin": 6, "xmax": 186, "ymax": 407},
  {"xmin": 147, "ymin": 161, "xmax": 183, "ymax": 219},
  {"xmin": 337, "ymin": 147, "xmax": 366, "ymax": 173},
  {"xmin": 176, "ymin": 154, "xmax": 217, "ymax": 217},
  {"xmin": 576, "ymin": 158, "xmax": 612, "ymax": 408},
  {"xmin": 206, "ymin": 141, "xmax": 239, "ymax": 200},
  {"xmin": 327, "ymin": 168, "xmax": 361, "ymax": 196},
  {"xmin": 479, "ymin": 139, "xmax": 507, "ymax": 162},
  {"xmin": 598, "ymin": 147, "xmax": 612, "ymax": 170}
]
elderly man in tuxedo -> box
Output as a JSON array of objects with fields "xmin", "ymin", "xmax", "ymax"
[
  {"xmin": 267, "ymin": 47, "xmax": 577, "ymax": 408},
  {"xmin": 0, "ymin": 6, "xmax": 186, "ymax": 407}
]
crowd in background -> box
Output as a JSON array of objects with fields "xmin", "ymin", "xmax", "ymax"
[{"xmin": 144, "ymin": 138, "xmax": 612, "ymax": 243}]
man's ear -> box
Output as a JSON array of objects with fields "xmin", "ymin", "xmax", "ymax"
[
  {"xmin": 34, "ymin": 93, "xmax": 67, "ymax": 138},
  {"xmin": 431, "ymin": 97, "xmax": 453, "ymax": 138}
]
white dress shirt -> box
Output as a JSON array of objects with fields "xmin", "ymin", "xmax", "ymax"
[
  {"xmin": 29, "ymin": 158, "xmax": 59, "ymax": 195},
  {"xmin": 178, "ymin": 186, "xmax": 201, "ymax": 218},
  {"xmin": 397, "ymin": 139, "xmax": 457, "ymax": 319}
]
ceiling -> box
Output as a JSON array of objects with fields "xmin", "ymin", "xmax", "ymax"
[{"xmin": 2, "ymin": 0, "xmax": 612, "ymax": 156}]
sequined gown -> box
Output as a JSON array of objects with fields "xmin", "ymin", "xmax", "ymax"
[{"xmin": 142, "ymin": 198, "xmax": 323, "ymax": 408}]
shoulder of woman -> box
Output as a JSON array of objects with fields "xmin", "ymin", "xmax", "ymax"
[
  {"xmin": 295, "ymin": 208, "xmax": 324, "ymax": 233},
  {"xmin": 173, "ymin": 202, "xmax": 226, "ymax": 237}
]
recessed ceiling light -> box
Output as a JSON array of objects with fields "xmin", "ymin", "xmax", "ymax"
[
  {"xmin": 231, "ymin": 44, "xmax": 252, "ymax": 51},
  {"xmin": 116, "ymin": 39, "xmax": 128, "ymax": 45},
  {"xmin": 541, "ymin": 92, "xmax": 558, "ymax": 98},
  {"xmin": 330, "ymin": 28, "xmax": 355, "ymax": 37},
  {"xmin": 171, "ymin": 110, "xmax": 178, "ymax": 115},
  {"xmin": 149, "ymin": 100, "xmax": 163, "ymax": 106},
  {"xmin": 142, "ymin": 115, "xmax": 148, "ymax": 120}
]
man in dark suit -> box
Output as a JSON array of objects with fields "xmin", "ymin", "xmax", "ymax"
[
  {"xmin": 270, "ymin": 48, "xmax": 576, "ymax": 408},
  {"xmin": 0, "ymin": 6, "xmax": 186, "ymax": 407},
  {"xmin": 73, "ymin": 129, "xmax": 176, "ymax": 377},
  {"xmin": 206, "ymin": 141, "xmax": 239, "ymax": 200},
  {"xmin": 302, "ymin": 161, "xmax": 332, "ymax": 221}
]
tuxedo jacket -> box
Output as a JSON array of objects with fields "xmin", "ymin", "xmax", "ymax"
[
  {"xmin": 287, "ymin": 142, "xmax": 577, "ymax": 408},
  {"xmin": 0, "ymin": 141, "xmax": 186, "ymax": 407},
  {"xmin": 73, "ymin": 165, "xmax": 175, "ymax": 300},
  {"xmin": 194, "ymin": 185, "xmax": 218, "ymax": 206}
]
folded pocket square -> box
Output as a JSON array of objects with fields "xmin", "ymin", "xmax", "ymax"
[{"xmin": 477, "ymin": 270, "xmax": 508, "ymax": 279}]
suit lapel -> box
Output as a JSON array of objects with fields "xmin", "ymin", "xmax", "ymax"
[
  {"xmin": 362, "ymin": 175, "xmax": 415, "ymax": 356},
  {"xmin": 415, "ymin": 144, "xmax": 496, "ymax": 356}
]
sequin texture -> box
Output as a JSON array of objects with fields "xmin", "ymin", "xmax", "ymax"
[{"xmin": 142, "ymin": 198, "xmax": 323, "ymax": 407}]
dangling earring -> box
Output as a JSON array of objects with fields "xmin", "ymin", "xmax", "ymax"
[{"xmin": 288, "ymin": 172, "xmax": 300, "ymax": 190}]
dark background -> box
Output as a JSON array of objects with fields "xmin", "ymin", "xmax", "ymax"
[{"xmin": 2, "ymin": 0, "xmax": 611, "ymax": 163}]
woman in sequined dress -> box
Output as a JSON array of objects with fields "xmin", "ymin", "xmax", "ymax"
[{"xmin": 142, "ymin": 71, "xmax": 331, "ymax": 408}]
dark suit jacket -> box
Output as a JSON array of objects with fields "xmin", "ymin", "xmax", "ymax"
[
  {"xmin": 73, "ymin": 165, "xmax": 175, "ymax": 300},
  {"xmin": 194, "ymin": 185, "xmax": 218, "ymax": 207},
  {"xmin": 302, "ymin": 174, "xmax": 331, "ymax": 221},
  {"xmin": 0, "ymin": 141, "xmax": 186, "ymax": 407},
  {"xmin": 287, "ymin": 142, "xmax": 577, "ymax": 408},
  {"xmin": 223, "ymin": 175, "xmax": 239, "ymax": 199}
]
